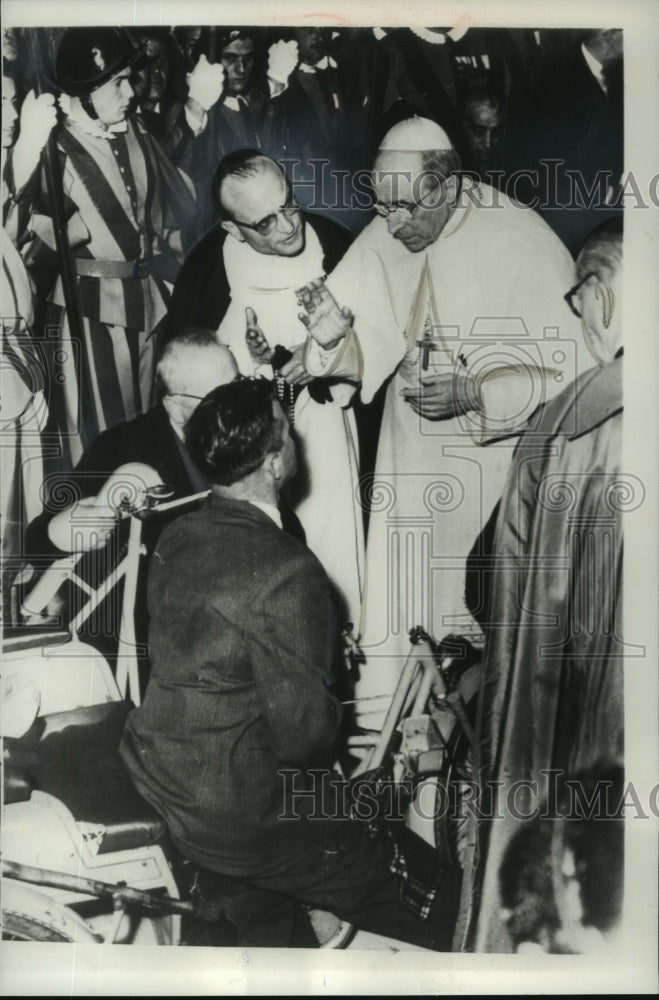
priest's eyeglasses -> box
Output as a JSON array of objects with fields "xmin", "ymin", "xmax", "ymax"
[
  {"xmin": 232, "ymin": 200, "xmax": 301, "ymax": 236},
  {"xmin": 373, "ymin": 200, "xmax": 416, "ymax": 219},
  {"xmin": 564, "ymin": 271, "xmax": 597, "ymax": 318}
]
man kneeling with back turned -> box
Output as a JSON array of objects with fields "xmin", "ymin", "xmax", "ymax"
[{"xmin": 120, "ymin": 377, "xmax": 458, "ymax": 948}]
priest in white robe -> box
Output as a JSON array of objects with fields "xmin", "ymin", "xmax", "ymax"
[
  {"xmin": 213, "ymin": 153, "xmax": 364, "ymax": 628},
  {"xmin": 299, "ymin": 117, "xmax": 594, "ymax": 725}
]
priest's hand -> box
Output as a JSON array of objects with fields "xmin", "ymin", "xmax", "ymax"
[
  {"xmin": 245, "ymin": 307, "xmax": 275, "ymax": 365},
  {"xmin": 401, "ymin": 372, "xmax": 481, "ymax": 420},
  {"xmin": 279, "ymin": 344, "xmax": 314, "ymax": 386},
  {"xmin": 296, "ymin": 278, "xmax": 354, "ymax": 349}
]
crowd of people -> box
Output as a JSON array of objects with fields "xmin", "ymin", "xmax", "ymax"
[{"xmin": 2, "ymin": 23, "xmax": 626, "ymax": 953}]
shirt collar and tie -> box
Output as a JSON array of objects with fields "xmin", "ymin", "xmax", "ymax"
[
  {"xmin": 298, "ymin": 56, "xmax": 338, "ymax": 73},
  {"xmin": 223, "ymin": 94, "xmax": 251, "ymax": 113}
]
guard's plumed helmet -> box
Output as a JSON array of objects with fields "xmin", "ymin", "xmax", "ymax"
[{"xmin": 54, "ymin": 27, "xmax": 146, "ymax": 96}]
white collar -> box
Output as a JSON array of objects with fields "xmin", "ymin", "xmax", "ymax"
[
  {"xmin": 409, "ymin": 25, "xmax": 471, "ymax": 45},
  {"xmin": 222, "ymin": 222, "xmax": 324, "ymax": 294},
  {"xmin": 223, "ymin": 94, "xmax": 250, "ymax": 113},
  {"xmin": 60, "ymin": 93, "xmax": 129, "ymax": 138},
  {"xmin": 581, "ymin": 43, "xmax": 607, "ymax": 93},
  {"xmin": 439, "ymin": 175, "xmax": 480, "ymax": 240},
  {"xmin": 299, "ymin": 56, "xmax": 337, "ymax": 73},
  {"xmin": 248, "ymin": 500, "xmax": 282, "ymax": 528}
]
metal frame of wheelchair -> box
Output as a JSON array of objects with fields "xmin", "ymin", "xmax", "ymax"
[
  {"xmin": 3, "ymin": 480, "xmax": 205, "ymax": 944},
  {"xmin": 2, "ymin": 627, "xmax": 480, "ymax": 949},
  {"xmin": 4, "ymin": 475, "xmax": 481, "ymax": 949},
  {"xmin": 346, "ymin": 627, "xmax": 480, "ymax": 858}
]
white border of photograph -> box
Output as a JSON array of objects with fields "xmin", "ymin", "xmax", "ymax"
[{"xmin": 1, "ymin": 0, "xmax": 657, "ymax": 994}]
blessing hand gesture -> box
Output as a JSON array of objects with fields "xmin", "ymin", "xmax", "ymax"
[{"xmin": 296, "ymin": 277, "xmax": 354, "ymax": 349}]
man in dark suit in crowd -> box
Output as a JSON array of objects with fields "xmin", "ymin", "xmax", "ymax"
[
  {"xmin": 509, "ymin": 28, "xmax": 623, "ymax": 254},
  {"xmin": 120, "ymin": 378, "xmax": 459, "ymax": 949},
  {"xmin": 182, "ymin": 27, "xmax": 330, "ymax": 235}
]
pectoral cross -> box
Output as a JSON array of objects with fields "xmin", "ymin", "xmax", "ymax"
[
  {"xmin": 405, "ymin": 257, "xmax": 450, "ymax": 368},
  {"xmin": 417, "ymin": 315, "xmax": 440, "ymax": 371}
]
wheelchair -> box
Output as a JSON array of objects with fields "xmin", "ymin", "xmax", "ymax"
[{"xmin": 3, "ymin": 466, "xmax": 480, "ymax": 949}]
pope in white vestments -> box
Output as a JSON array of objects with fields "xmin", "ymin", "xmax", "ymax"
[{"xmin": 301, "ymin": 118, "xmax": 593, "ymax": 725}]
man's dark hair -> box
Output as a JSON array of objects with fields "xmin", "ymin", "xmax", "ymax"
[
  {"xmin": 459, "ymin": 83, "xmax": 504, "ymax": 119},
  {"xmin": 211, "ymin": 148, "xmax": 272, "ymax": 218},
  {"xmin": 185, "ymin": 378, "xmax": 284, "ymax": 485},
  {"xmin": 217, "ymin": 27, "xmax": 262, "ymax": 53}
]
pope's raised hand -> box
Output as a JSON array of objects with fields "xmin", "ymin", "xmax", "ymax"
[
  {"xmin": 245, "ymin": 307, "xmax": 274, "ymax": 365},
  {"xmin": 296, "ymin": 278, "xmax": 354, "ymax": 349}
]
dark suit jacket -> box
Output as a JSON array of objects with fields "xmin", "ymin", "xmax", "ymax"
[
  {"xmin": 22, "ymin": 405, "xmax": 203, "ymax": 673},
  {"xmin": 165, "ymin": 210, "xmax": 352, "ymax": 341},
  {"xmin": 120, "ymin": 493, "xmax": 342, "ymax": 874},
  {"xmin": 507, "ymin": 42, "xmax": 623, "ymax": 253},
  {"xmin": 183, "ymin": 80, "xmax": 331, "ymax": 237},
  {"xmin": 25, "ymin": 403, "xmax": 197, "ymax": 566}
]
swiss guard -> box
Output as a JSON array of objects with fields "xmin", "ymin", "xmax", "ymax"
[{"xmin": 12, "ymin": 26, "xmax": 197, "ymax": 466}]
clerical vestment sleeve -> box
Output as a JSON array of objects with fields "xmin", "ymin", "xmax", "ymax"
[
  {"xmin": 473, "ymin": 368, "xmax": 560, "ymax": 443},
  {"xmin": 325, "ymin": 232, "xmax": 408, "ymax": 404},
  {"xmin": 303, "ymin": 325, "xmax": 363, "ymax": 381},
  {"xmin": 470, "ymin": 235, "xmax": 592, "ymax": 444}
]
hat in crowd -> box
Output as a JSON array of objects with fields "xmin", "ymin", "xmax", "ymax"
[{"xmin": 54, "ymin": 26, "xmax": 146, "ymax": 95}]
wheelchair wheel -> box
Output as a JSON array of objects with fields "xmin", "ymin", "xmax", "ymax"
[
  {"xmin": 308, "ymin": 908, "xmax": 357, "ymax": 949},
  {"xmin": 2, "ymin": 881, "xmax": 101, "ymax": 943},
  {"xmin": 3, "ymin": 911, "xmax": 75, "ymax": 942}
]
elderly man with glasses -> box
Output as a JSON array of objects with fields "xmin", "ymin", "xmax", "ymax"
[
  {"xmin": 296, "ymin": 116, "xmax": 593, "ymax": 727},
  {"xmin": 23, "ymin": 330, "xmax": 306, "ymax": 693},
  {"xmin": 169, "ymin": 149, "xmax": 364, "ymax": 634},
  {"xmin": 471, "ymin": 216, "xmax": 624, "ymax": 953}
]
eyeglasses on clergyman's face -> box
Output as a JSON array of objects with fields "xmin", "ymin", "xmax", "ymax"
[
  {"xmin": 564, "ymin": 271, "xmax": 598, "ymax": 318},
  {"xmin": 373, "ymin": 200, "xmax": 417, "ymax": 219},
  {"xmin": 231, "ymin": 199, "xmax": 301, "ymax": 236},
  {"xmin": 373, "ymin": 176, "xmax": 444, "ymax": 219}
]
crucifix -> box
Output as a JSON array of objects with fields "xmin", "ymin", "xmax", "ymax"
[{"xmin": 405, "ymin": 256, "xmax": 451, "ymax": 371}]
